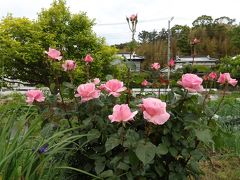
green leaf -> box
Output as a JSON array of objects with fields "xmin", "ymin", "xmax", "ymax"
[
  {"xmin": 135, "ymin": 141, "xmax": 156, "ymax": 165},
  {"xmin": 95, "ymin": 158, "xmax": 105, "ymax": 175},
  {"xmin": 123, "ymin": 129, "xmax": 140, "ymax": 148},
  {"xmin": 169, "ymin": 147, "xmax": 178, "ymax": 157},
  {"xmin": 195, "ymin": 129, "xmax": 213, "ymax": 144},
  {"xmin": 156, "ymin": 143, "xmax": 168, "ymax": 156},
  {"xmin": 117, "ymin": 162, "xmax": 129, "ymax": 171},
  {"xmin": 105, "ymin": 74, "xmax": 113, "ymax": 81},
  {"xmin": 87, "ymin": 129, "xmax": 101, "ymax": 141},
  {"xmin": 105, "ymin": 135, "xmax": 121, "ymax": 152},
  {"xmin": 99, "ymin": 170, "xmax": 113, "ymax": 178},
  {"xmin": 62, "ymin": 81, "xmax": 75, "ymax": 89}
]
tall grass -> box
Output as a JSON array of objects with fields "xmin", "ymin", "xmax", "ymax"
[{"xmin": 0, "ymin": 102, "xmax": 97, "ymax": 180}]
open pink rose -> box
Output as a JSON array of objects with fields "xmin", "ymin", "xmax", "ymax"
[
  {"xmin": 177, "ymin": 73, "xmax": 204, "ymax": 92},
  {"xmin": 208, "ymin": 72, "xmax": 217, "ymax": 80},
  {"xmin": 139, "ymin": 98, "xmax": 170, "ymax": 125},
  {"xmin": 217, "ymin": 73, "xmax": 238, "ymax": 86},
  {"xmin": 84, "ymin": 54, "xmax": 93, "ymax": 63},
  {"xmin": 26, "ymin": 90, "xmax": 45, "ymax": 104},
  {"xmin": 151, "ymin": 63, "xmax": 160, "ymax": 70},
  {"xmin": 141, "ymin": 80, "xmax": 149, "ymax": 86},
  {"xmin": 62, "ymin": 60, "xmax": 76, "ymax": 71},
  {"xmin": 103, "ymin": 79, "xmax": 126, "ymax": 97},
  {"xmin": 75, "ymin": 83, "xmax": 100, "ymax": 103},
  {"xmin": 45, "ymin": 48, "xmax": 62, "ymax": 60},
  {"xmin": 108, "ymin": 104, "xmax": 138, "ymax": 123}
]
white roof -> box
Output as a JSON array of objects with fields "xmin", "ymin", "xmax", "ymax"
[{"xmin": 175, "ymin": 56, "xmax": 218, "ymax": 63}]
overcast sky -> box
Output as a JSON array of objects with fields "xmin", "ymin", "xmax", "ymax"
[{"xmin": 0, "ymin": 0, "xmax": 240, "ymax": 45}]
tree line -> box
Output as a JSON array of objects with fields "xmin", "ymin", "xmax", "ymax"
[{"xmin": 115, "ymin": 15, "xmax": 240, "ymax": 68}]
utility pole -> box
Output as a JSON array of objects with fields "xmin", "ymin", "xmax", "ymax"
[{"xmin": 167, "ymin": 17, "xmax": 174, "ymax": 89}]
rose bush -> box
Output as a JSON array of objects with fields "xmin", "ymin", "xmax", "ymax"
[{"xmin": 24, "ymin": 48, "xmax": 238, "ymax": 179}]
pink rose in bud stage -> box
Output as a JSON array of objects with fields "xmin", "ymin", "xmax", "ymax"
[
  {"xmin": 103, "ymin": 79, "xmax": 126, "ymax": 97},
  {"xmin": 151, "ymin": 63, "xmax": 160, "ymax": 70},
  {"xmin": 191, "ymin": 38, "xmax": 200, "ymax": 45},
  {"xmin": 217, "ymin": 73, "xmax": 238, "ymax": 86},
  {"xmin": 93, "ymin": 78, "xmax": 100, "ymax": 85},
  {"xmin": 168, "ymin": 58, "xmax": 175, "ymax": 68},
  {"xmin": 203, "ymin": 75, "xmax": 208, "ymax": 81},
  {"xmin": 98, "ymin": 84, "xmax": 106, "ymax": 91},
  {"xmin": 108, "ymin": 104, "xmax": 138, "ymax": 123},
  {"xmin": 62, "ymin": 60, "xmax": 76, "ymax": 71},
  {"xmin": 139, "ymin": 98, "xmax": 170, "ymax": 125},
  {"xmin": 75, "ymin": 83, "xmax": 100, "ymax": 103},
  {"xmin": 129, "ymin": 14, "xmax": 137, "ymax": 21},
  {"xmin": 177, "ymin": 73, "xmax": 204, "ymax": 92},
  {"xmin": 141, "ymin": 80, "xmax": 149, "ymax": 86},
  {"xmin": 26, "ymin": 90, "xmax": 45, "ymax": 104},
  {"xmin": 45, "ymin": 48, "xmax": 62, "ymax": 60},
  {"xmin": 208, "ymin": 72, "xmax": 217, "ymax": 80},
  {"xmin": 84, "ymin": 54, "xmax": 93, "ymax": 63}
]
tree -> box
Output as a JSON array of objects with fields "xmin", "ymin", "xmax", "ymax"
[
  {"xmin": 192, "ymin": 15, "xmax": 213, "ymax": 27},
  {"xmin": 0, "ymin": 0, "xmax": 117, "ymax": 89},
  {"xmin": 171, "ymin": 25, "xmax": 191, "ymax": 55}
]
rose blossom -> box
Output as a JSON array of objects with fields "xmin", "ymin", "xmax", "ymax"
[
  {"xmin": 103, "ymin": 79, "xmax": 126, "ymax": 97},
  {"xmin": 26, "ymin": 90, "xmax": 45, "ymax": 104},
  {"xmin": 108, "ymin": 104, "xmax": 138, "ymax": 123},
  {"xmin": 217, "ymin": 73, "xmax": 238, "ymax": 86},
  {"xmin": 141, "ymin": 80, "xmax": 149, "ymax": 86},
  {"xmin": 168, "ymin": 58, "xmax": 175, "ymax": 68},
  {"xmin": 45, "ymin": 48, "xmax": 62, "ymax": 60},
  {"xmin": 129, "ymin": 14, "xmax": 137, "ymax": 22},
  {"xmin": 75, "ymin": 83, "xmax": 100, "ymax": 102},
  {"xmin": 84, "ymin": 54, "xmax": 93, "ymax": 63},
  {"xmin": 151, "ymin": 63, "xmax": 160, "ymax": 70},
  {"xmin": 208, "ymin": 72, "xmax": 217, "ymax": 80},
  {"xmin": 62, "ymin": 60, "xmax": 76, "ymax": 71},
  {"xmin": 139, "ymin": 98, "xmax": 170, "ymax": 125},
  {"xmin": 177, "ymin": 73, "xmax": 204, "ymax": 92},
  {"xmin": 93, "ymin": 78, "xmax": 100, "ymax": 85}
]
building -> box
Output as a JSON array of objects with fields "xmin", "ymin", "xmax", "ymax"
[
  {"xmin": 117, "ymin": 53, "xmax": 145, "ymax": 72},
  {"xmin": 175, "ymin": 55, "xmax": 218, "ymax": 69}
]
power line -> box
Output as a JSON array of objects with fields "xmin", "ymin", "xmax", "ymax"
[{"xmin": 96, "ymin": 17, "xmax": 169, "ymax": 26}]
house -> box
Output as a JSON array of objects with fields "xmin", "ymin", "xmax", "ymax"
[
  {"xmin": 159, "ymin": 55, "xmax": 218, "ymax": 74},
  {"xmin": 117, "ymin": 53, "xmax": 145, "ymax": 72},
  {"xmin": 175, "ymin": 55, "xmax": 218, "ymax": 70}
]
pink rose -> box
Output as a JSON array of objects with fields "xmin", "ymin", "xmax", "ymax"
[
  {"xmin": 217, "ymin": 73, "xmax": 238, "ymax": 86},
  {"xmin": 168, "ymin": 58, "xmax": 175, "ymax": 68},
  {"xmin": 93, "ymin": 78, "xmax": 100, "ymax": 85},
  {"xmin": 108, "ymin": 104, "xmax": 138, "ymax": 123},
  {"xmin": 141, "ymin": 80, "xmax": 149, "ymax": 86},
  {"xmin": 177, "ymin": 73, "xmax": 204, "ymax": 92},
  {"xmin": 84, "ymin": 54, "xmax": 93, "ymax": 63},
  {"xmin": 75, "ymin": 83, "xmax": 100, "ymax": 103},
  {"xmin": 62, "ymin": 60, "xmax": 76, "ymax": 71},
  {"xmin": 129, "ymin": 14, "xmax": 137, "ymax": 22},
  {"xmin": 151, "ymin": 63, "xmax": 160, "ymax": 70},
  {"xmin": 103, "ymin": 79, "xmax": 126, "ymax": 97},
  {"xmin": 139, "ymin": 98, "xmax": 170, "ymax": 125},
  {"xmin": 208, "ymin": 72, "xmax": 217, "ymax": 80},
  {"xmin": 45, "ymin": 48, "xmax": 62, "ymax": 60},
  {"xmin": 191, "ymin": 38, "xmax": 200, "ymax": 45},
  {"xmin": 26, "ymin": 90, "xmax": 45, "ymax": 104}
]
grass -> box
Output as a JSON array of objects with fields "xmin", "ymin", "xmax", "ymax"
[
  {"xmin": 201, "ymin": 156, "xmax": 240, "ymax": 180},
  {"xmin": 0, "ymin": 93, "xmax": 97, "ymax": 180}
]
